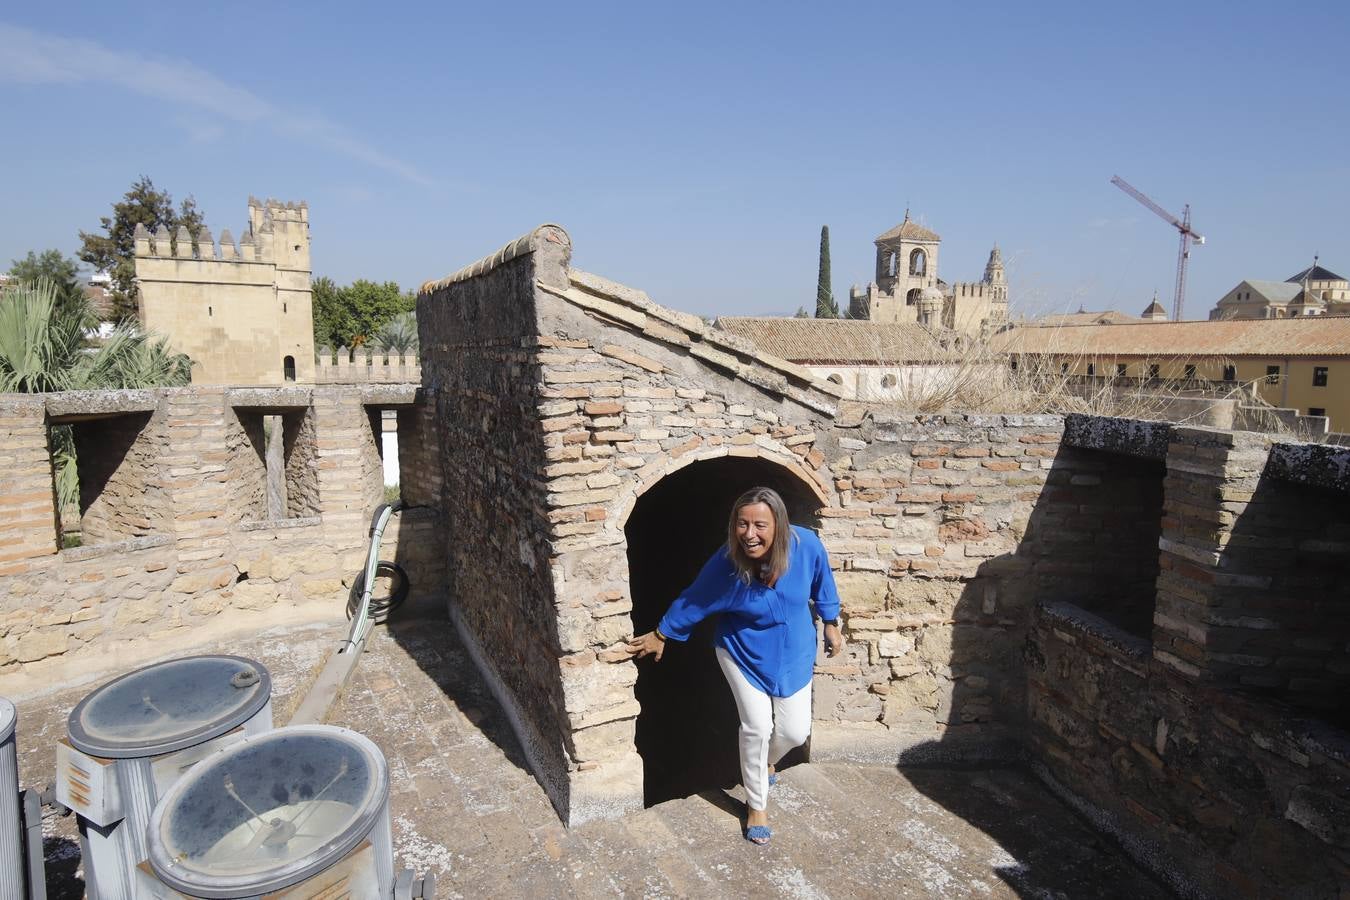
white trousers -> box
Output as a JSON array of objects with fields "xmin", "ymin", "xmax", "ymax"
[{"xmin": 715, "ymin": 647, "xmax": 812, "ymax": 811}]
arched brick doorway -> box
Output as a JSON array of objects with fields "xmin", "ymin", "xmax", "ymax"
[{"xmin": 624, "ymin": 453, "xmax": 824, "ymax": 806}]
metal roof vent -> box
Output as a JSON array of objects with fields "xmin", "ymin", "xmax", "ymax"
[
  {"xmin": 56, "ymin": 655, "xmax": 274, "ymax": 899},
  {"xmin": 141, "ymin": 725, "xmax": 394, "ymax": 898}
]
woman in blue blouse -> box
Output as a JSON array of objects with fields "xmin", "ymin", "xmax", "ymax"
[{"xmin": 628, "ymin": 486, "xmax": 843, "ymax": 844}]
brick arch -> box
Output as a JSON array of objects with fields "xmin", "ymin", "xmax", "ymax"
[{"xmin": 615, "ymin": 446, "xmax": 830, "ymax": 529}]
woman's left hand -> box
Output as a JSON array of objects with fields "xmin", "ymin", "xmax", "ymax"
[{"xmin": 823, "ymin": 622, "xmax": 844, "ymax": 658}]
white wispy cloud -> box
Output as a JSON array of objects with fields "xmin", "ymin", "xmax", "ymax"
[{"xmin": 0, "ymin": 23, "xmax": 433, "ymax": 186}]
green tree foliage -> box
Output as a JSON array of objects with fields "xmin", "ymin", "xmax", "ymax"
[
  {"xmin": 815, "ymin": 225, "xmax": 839, "ymax": 318},
  {"xmin": 78, "ymin": 176, "xmax": 206, "ymax": 322},
  {"xmin": 312, "ymin": 277, "xmax": 416, "ymax": 353},
  {"xmin": 793, "ymin": 306, "xmax": 810, "ymax": 318},
  {"xmin": 9, "ymin": 250, "xmax": 85, "ymax": 318}
]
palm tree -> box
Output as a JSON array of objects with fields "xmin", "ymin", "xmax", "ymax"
[
  {"xmin": 373, "ymin": 310, "xmax": 418, "ymax": 355},
  {"xmin": 0, "ymin": 278, "xmax": 193, "ymax": 519}
]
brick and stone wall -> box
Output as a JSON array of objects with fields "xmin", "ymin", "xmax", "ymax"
[
  {"xmin": 0, "ymin": 384, "xmax": 444, "ymax": 693},
  {"xmin": 418, "ymin": 228, "xmax": 581, "ymax": 820},
  {"xmin": 419, "ymin": 225, "xmax": 1348, "ymax": 895},
  {"xmin": 1026, "ymin": 425, "xmax": 1350, "ymax": 898},
  {"xmin": 70, "ymin": 410, "xmax": 173, "ymax": 543},
  {"xmin": 417, "ymin": 225, "xmax": 1081, "ymax": 820}
]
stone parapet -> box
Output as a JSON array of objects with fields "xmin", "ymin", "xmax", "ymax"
[
  {"xmin": 315, "ymin": 348, "xmax": 421, "ymax": 384},
  {"xmin": 0, "ymin": 383, "xmax": 443, "ymax": 692}
]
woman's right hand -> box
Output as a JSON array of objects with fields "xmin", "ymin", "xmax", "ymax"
[{"xmin": 626, "ymin": 630, "xmax": 666, "ymax": 662}]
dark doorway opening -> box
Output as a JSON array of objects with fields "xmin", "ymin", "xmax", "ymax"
[{"xmin": 625, "ymin": 455, "xmax": 823, "ymax": 806}]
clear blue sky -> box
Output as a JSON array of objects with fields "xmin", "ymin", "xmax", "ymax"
[{"xmin": 3, "ymin": 1, "xmax": 1348, "ymax": 320}]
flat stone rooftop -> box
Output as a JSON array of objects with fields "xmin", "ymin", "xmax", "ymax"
[{"xmin": 12, "ymin": 617, "xmax": 1172, "ymax": 899}]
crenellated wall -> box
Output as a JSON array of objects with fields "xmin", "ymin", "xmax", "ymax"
[{"xmin": 134, "ymin": 197, "xmax": 315, "ymax": 386}]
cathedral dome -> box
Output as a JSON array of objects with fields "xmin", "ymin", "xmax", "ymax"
[{"xmin": 918, "ymin": 285, "xmax": 944, "ymax": 306}]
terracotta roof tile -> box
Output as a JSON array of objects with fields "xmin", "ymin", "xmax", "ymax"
[
  {"xmin": 716, "ymin": 317, "xmax": 951, "ymax": 364},
  {"xmin": 875, "ymin": 215, "xmax": 941, "ymax": 244},
  {"xmin": 1030, "ymin": 310, "xmax": 1141, "ymax": 327},
  {"xmin": 996, "ymin": 316, "xmax": 1350, "ymax": 358}
]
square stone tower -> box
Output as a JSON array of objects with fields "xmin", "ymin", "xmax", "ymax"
[{"xmin": 134, "ymin": 197, "xmax": 315, "ymax": 385}]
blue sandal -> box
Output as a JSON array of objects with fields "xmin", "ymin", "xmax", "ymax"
[
  {"xmin": 768, "ymin": 772, "xmax": 778, "ymax": 786},
  {"xmin": 745, "ymin": 825, "xmax": 772, "ymax": 844}
]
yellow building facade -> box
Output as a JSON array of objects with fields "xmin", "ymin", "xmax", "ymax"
[
  {"xmin": 999, "ymin": 317, "xmax": 1350, "ymax": 432},
  {"xmin": 134, "ymin": 197, "xmax": 315, "ymax": 385}
]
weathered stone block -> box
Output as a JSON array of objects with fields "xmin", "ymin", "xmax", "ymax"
[
  {"xmin": 15, "ymin": 628, "xmax": 68, "ymax": 662},
  {"xmin": 834, "ymin": 572, "xmax": 889, "ymax": 611}
]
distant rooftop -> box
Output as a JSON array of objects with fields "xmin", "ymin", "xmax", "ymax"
[
  {"xmin": 999, "ymin": 315, "xmax": 1350, "ymax": 357},
  {"xmin": 1029, "ymin": 309, "xmax": 1141, "ymax": 327},
  {"xmin": 1238, "ymin": 279, "xmax": 1303, "ymax": 304},
  {"xmin": 1288, "ymin": 264, "xmax": 1346, "ymax": 284},
  {"xmin": 716, "ymin": 316, "xmax": 951, "ymax": 364},
  {"xmin": 875, "ymin": 211, "xmax": 941, "ymax": 244}
]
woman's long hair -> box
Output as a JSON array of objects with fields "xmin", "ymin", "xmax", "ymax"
[{"xmin": 726, "ymin": 486, "xmax": 793, "ymax": 585}]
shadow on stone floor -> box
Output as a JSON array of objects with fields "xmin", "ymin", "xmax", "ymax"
[
  {"xmin": 377, "ymin": 613, "xmax": 535, "ymax": 776},
  {"xmin": 898, "ymin": 764, "xmax": 1174, "ymax": 899}
]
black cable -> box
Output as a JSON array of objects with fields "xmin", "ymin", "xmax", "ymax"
[{"xmin": 346, "ymin": 560, "xmax": 410, "ymax": 624}]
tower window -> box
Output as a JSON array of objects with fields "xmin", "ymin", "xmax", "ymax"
[
  {"xmin": 1266, "ymin": 365, "xmax": 1281, "ymax": 384},
  {"xmin": 906, "ymin": 288, "xmax": 921, "ymax": 306},
  {"xmin": 1148, "ymin": 364, "xmax": 1160, "ymax": 379},
  {"xmin": 887, "ymin": 252, "xmax": 897, "ymax": 278},
  {"xmin": 1222, "ymin": 364, "xmax": 1236, "ymax": 381},
  {"xmin": 1309, "ymin": 407, "xmax": 1326, "ymax": 417},
  {"xmin": 1117, "ymin": 363, "xmax": 1128, "ymax": 377},
  {"xmin": 1313, "ymin": 366, "xmax": 1328, "ymax": 387},
  {"xmin": 1184, "ymin": 364, "xmax": 1196, "ymax": 380},
  {"xmin": 909, "ymin": 249, "xmax": 927, "ymax": 276},
  {"xmin": 283, "ymin": 356, "xmax": 296, "ymax": 382},
  {"xmin": 1087, "ymin": 363, "xmax": 1095, "ymax": 377}
]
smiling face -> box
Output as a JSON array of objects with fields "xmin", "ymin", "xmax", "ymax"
[{"xmin": 735, "ymin": 501, "xmax": 777, "ymax": 562}]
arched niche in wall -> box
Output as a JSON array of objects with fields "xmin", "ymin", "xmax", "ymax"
[{"xmin": 620, "ymin": 450, "xmax": 826, "ymax": 806}]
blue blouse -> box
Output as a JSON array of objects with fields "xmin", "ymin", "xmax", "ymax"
[{"xmin": 657, "ymin": 525, "xmax": 841, "ymax": 697}]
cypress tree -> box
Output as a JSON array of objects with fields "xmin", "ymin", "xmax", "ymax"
[{"xmin": 815, "ymin": 225, "xmax": 838, "ymax": 318}]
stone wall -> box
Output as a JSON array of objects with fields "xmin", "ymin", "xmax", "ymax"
[
  {"xmin": 418, "ymin": 227, "xmax": 577, "ymax": 819},
  {"xmin": 1026, "ymin": 425, "xmax": 1350, "ymax": 897},
  {"xmin": 416, "ymin": 225, "xmax": 1073, "ymax": 820},
  {"xmin": 0, "ymin": 383, "xmax": 444, "ymax": 693},
  {"xmin": 70, "ymin": 410, "xmax": 173, "ymax": 544}
]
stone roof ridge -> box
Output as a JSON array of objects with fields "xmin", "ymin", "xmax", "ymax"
[
  {"xmin": 419, "ymin": 224, "xmax": 571, "ymax": 295},
  {"xmin": 567, "ymin": 270, "xmax": 760, "ymax": 354},
  {"xmin": 537, "ymin": 273, "xmax": 844, "ymax": 415}
]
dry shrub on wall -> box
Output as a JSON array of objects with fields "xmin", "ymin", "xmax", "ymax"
[{"xmin": 850, "ymin": 326, "xmax": 1295, "ymax": 431}]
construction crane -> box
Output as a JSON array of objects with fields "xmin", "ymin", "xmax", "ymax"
[{"xmin": 1110, "ymin": 175, "xmax": 1205, "ymax": 321}]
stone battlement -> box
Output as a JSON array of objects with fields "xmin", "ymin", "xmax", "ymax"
[
  {"xmin": 133, "ymin": 196, "xmax": 309, "ymax": 268},
  {"xmin": 132, "ymin": 196, "xmax": 315, "ymax": 385}
]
